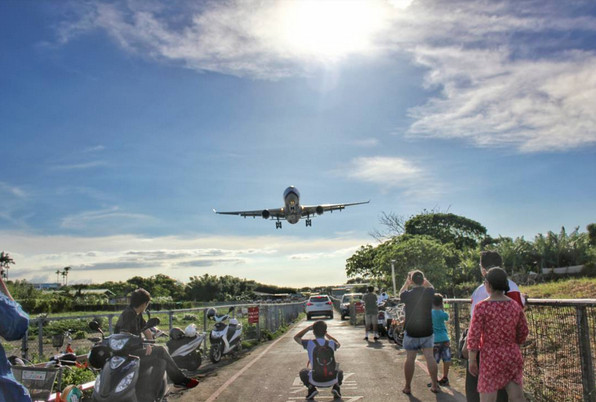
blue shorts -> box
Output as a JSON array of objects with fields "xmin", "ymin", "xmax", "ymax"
[
  {"xmin": 403, "ymin": 333, "xmax": 434, "ymax": 350},
  {"xmin": 433, "ymin": 341, "xmax": 452, "ymax": 363}
]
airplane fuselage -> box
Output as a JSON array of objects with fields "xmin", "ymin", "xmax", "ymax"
[{"xmin": 283, "ymin": 186, "xmax": 301, "ymax": 224}]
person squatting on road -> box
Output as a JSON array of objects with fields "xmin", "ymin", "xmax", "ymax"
[
  {"xmin": 114, "ymin": 288, "xmax": 199, "ymax": 389},
  {"xmin": 464, "ymin": 250, "xmax": 525, "ymax": 402},
  {"xmin": 294, "ymin": 320, "xmax": 343, "ymax": 400},
  {"xmin": 363, "ymin": 286, "xmax": 379, "ymax": 341},
  {"xmin": 467, "ymin": 267, "xmax": 529, "ymax": 402},
  {"xmin": 400, "ymin": 270, "xmax": 439, "ymax": 395},
  {"xmin": 432, "ymin": 293, "xmax": 452, "ymax": 387},
  {"xmin": 0, "ymin": 271, "xmax": 32, "ymax": 401}
]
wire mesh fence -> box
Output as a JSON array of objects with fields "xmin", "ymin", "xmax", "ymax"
[
  {"xmin": 1, "ymin": 302, "xmax": 305, "ymax": 363},
  {"xmin": 445, "ymin": 299, "xmax": 596, "ymax": 402}
]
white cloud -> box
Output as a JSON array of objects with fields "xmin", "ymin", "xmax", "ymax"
[
  {"xmin": 0, "ymin": 232, "xmax": 369, "ymax": 287},
  {"xmin": 55, "ymin": 0, "xmax": 596, "ymax": 152},
  {"xmin": 0, "ymin": 182, "xmax": 27, "ymax": 198},
  {"xmin": 51, "ymin": 161, "xmax": 108, "ymax": 170},
  {"xmin": 60, "ymin": 207, "xmax": 155, "ymax": 230}
]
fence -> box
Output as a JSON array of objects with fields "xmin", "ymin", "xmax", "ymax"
[
  {"xmin": 445, "ymin": 298, "xmax": 596, "ymax": 402},
  {"xmin": 3, "ymin": 302, "xmax": 305, "ymax": 362}
]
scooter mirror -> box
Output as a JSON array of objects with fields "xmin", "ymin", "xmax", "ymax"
[
  {"xmin": 144, "ymin": 317, "xmax": 161, "ymax": 330},
  {"xmin": 228, "ymin": 306, "xmax": 234, "ymax": 313},
  {"xmin": 88, "ymin": 320, "xmax": 101, "ymax": 331}
]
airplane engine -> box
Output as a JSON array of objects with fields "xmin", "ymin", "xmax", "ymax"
[
  {"xmin": 315, "ymin": 206, "xmax": 324, "ymax": 215},
  {"xmin": 261, "ymin": 210, "xmax": 271, "ymax": 219}
]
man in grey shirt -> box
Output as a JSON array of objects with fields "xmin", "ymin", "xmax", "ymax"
[{"xmin": 363, "ymin": 286, "xmax": 379, "ymax": 341}]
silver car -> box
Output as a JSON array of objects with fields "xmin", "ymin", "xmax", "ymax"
[{"xmin": 305, "ymin": 295, "xmax": 334, "ymax": 320}]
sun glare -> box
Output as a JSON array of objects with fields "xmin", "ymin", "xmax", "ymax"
[{"xmin": 274, "ymin": 1, "xmax": 389, "ymax": 62}]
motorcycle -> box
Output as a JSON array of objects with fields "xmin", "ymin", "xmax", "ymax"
[
  {"xmin": 208, "ymin": 307, "xmax": 243, "ymax": 363},
  {"xmin": 87, "ymin": 317, "xmax": 169, "ymax": 402},
  {"xmin": 386, "ymin": 303, "xmax": 405, "ymax": 346},
  {"xmin": 167, "ymin": 324, "xmax": 206, "ymax": 371}
]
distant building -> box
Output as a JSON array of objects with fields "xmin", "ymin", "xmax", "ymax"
[{"xmin": 32, "ymin": 283, "xmax": 61, "ymax": 290}]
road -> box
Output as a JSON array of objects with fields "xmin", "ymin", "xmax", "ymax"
[{"xmin": 169, "ymin": 316, "xmax": 467, "ymax": 401}]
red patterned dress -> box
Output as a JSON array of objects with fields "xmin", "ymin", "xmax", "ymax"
[{"xmin": 467, "ymin": 299, "xmax": 529, "ymax": 393}]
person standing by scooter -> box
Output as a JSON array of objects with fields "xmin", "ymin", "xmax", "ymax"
[
  {"xmin": 363, "ymin": 286, "xmax": 379, "ymax": 341},
  {"xmin": 114, "ymin": 289, "xmax": 198, "ymax": 389},
  {"xmin": 0, "ymin": 268, "xmax": 32, "ymax": 401}
]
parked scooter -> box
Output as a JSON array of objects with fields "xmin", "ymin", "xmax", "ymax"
[
  {"xmin": 207, "ymin": 307, "xmax": 243, "ymax": 363},
  {"xmin": 167, "ymin": 324, "xmax": 206, "ymax": 371},
  {"xmin": 87, "ymin": 317, "xmax": 169, "ymax": 402}
]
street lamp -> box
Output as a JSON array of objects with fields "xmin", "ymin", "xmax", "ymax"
[{"xmin": 391, "ymin": 260, "xmax": 396, "ymax": 296}]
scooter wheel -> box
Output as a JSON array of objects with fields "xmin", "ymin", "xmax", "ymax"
[
  {"xmin": 210, "ymin": 344, "xmax": 222, "ymax": 363},
  {"xmin": 186, "ymin": 351, "xmax": 202, "ymax": 371}
]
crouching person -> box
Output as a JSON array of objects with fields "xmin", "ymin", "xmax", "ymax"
[{"xmin": 294, "ymin": 321, "xmax": 343, "ymax": 400}]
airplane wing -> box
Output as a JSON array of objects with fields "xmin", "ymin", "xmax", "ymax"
[
  {"xmin": 301, "ymin": 200, "xmax": 370, "ymax": 217},
  {"xmin": 213, "ymin": 208, "xmax": 284, "ymax": 220}
]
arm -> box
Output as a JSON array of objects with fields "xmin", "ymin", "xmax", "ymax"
[
  {"xmin": 466, "ymin": 303, "xmax": 483, "ymax": 376},
  {"xmin": 325, "ymin": 332, "xmax": 341, "ymax": 348},
  {"xmin": 0, "ymin": 276, "xmax": 29, "ymax": 341},
  {"xmin": 516, "ymin": 308, "xmax": 529, "ymax": 345},
  {"xmin": 399, "ymin": 275, "xmax": 412, "ymax": 296},
  {"xmin": 294, "ymin": 325, "xmax": 313, "ymax": 345},
  {"xmin": 422, "ymin": 278, "xmax": 434, "ymax": 288}
]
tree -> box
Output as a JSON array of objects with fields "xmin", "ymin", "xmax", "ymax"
[
  {"xmin": 345, "ymin": 245, "xmax": 378, "ymax": 279},
  {"xmin": 369, "ymin": 211, "xmax": 406, "ymax": 242},
  {"xmin": 405, "ymin": 213, "xmax": 487, "ymax": 250},
  {"xmin": 587, "ymin": 223, "xmax": 596, "ymax": 247},
  {"xmin": 55, "ymin": 269, "xmax": 61, "ymax": 284},
  {"xmin": 0, "ymin": 251, "xmax": 15, "ymax": 280},
  {"xmin": 62, "ymin": 266, "xmax": 71, "ymax": 286}
]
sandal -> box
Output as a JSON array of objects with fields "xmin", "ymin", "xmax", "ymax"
[{"xmin": 402, "ymin": 388, "xmax": 411, "ymax": 395}]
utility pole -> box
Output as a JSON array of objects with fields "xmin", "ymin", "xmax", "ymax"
[{"xmin": 391, "ymin": 260, "xmax": 397, "ymax": 296}]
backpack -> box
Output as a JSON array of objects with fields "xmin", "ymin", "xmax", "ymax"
[{"xmin": 311, "ymin": 340, "xmax": 337, "ymax": 382}]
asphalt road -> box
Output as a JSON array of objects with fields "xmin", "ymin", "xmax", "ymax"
[{"xmin": 169, "ymin": 316, "xmax": 467, "ymax": 401}]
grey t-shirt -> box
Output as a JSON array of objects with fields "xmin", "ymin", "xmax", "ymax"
[{"xmin": 363, "ymin": 292, "xmax": 378, "ymax": 315}]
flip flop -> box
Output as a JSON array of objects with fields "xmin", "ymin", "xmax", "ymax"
[
  {"xmin": 402, "ymin": 389, "xmax": 411, "ymax": 395},
  {"xmin": 430, "ymin": 388, "xmax": 440, "ymax": 393}
]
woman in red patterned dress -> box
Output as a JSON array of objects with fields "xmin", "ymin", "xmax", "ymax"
[{"xmin": 467, "ymin": 267, "xmax": 529, "ymax": 402}]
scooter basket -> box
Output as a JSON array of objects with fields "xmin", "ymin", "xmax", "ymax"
[{"xmin": 11, "ymin": 366, "xmax": 59, "ymax": 401}]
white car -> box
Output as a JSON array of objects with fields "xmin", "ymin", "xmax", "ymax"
[
  {"xmin": 305, "ymin": 295, "xmax": 334, "ymax": 320},
  {"xmin": 339, "ymin": 293, "xmax": 363, "ymax": 320}
]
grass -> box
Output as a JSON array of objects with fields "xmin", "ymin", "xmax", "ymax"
[{"xmin": 519, "ymin": 277, "xmax": 596, "ymax": 299}]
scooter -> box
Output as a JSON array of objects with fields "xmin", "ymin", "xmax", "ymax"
[
  {"xmin": 167, "ymin": 324, "xmax": 206, "ymax": 371},
  {"xmin": 87, "ymin": 317, "xmax": 169, "ymax": 402},
  {"xmin": 207, "ymin": 307, "xmax": 243, "ymax": 363}
]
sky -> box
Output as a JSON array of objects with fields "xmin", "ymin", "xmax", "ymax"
[{"xmin": 1, "ymin": 0, "xmax": 595, "ymax": 288}]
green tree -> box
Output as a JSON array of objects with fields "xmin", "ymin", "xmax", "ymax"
[
  {"xmin": 0, "ymin": 251, "xmax": 15, "ymax": 280},
  {"xmin": 404, "ymin": 213, "xmax": 487, "ymax": 250},
  {"xmin": 345, "ymin": 245, "xmax": 378, "ymax": 279}
]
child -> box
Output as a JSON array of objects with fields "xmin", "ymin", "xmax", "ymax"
[
  {"xmin": 432, "ymin": 294, "xmax": 451, "ymax": 386},
  {"xmin": 294, "ymin": 320, "xmax": 343, "ymax": 400}
]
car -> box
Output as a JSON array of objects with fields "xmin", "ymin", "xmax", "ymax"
[
  {"xmin": 339, "ymin": 293, "xmax": 363, "ymax": 320},
  {"xmin": 305, "ymin": 295, "xmax": 334, "ymax": 320}
]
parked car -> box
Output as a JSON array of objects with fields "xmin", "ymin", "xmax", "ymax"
[
  {"xmin": 305, "ymin": 295, "xmax": 334, "ymax": 320},
  {"xmin": 339, "ymin": 293, "xmax": 363, "ymax": 320}
]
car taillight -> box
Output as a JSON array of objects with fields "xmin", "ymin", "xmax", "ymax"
[
  {"xmin": 326, "ymin": 301, "xmax": 332, "ymax": 305},
  {"xmin": 306, "ymin": 302, "xmax": 313, "ymax": 306}
]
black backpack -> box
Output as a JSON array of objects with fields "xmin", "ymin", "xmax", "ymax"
[{"xmin": 311, "ymin": 340, "xmax": 337, "ymax": 382}]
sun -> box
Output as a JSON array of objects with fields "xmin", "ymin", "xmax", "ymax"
[{"xmin": 273, "ymin": 0, "xmax": 390, "ymax": 62}]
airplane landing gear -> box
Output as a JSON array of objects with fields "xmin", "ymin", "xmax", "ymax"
[
  {"xmin": 305, "ymin": 219, "xmax": 312, "ymax": 227},
  {"xmin": 275, "ymin": 221, "xmax": 282, "ymax": 229}
]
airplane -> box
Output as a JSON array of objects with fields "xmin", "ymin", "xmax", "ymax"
[{"xmin": 213, "ymin": 186, "xmax": 370, "ymax": 229}]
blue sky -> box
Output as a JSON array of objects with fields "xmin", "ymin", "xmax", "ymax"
[{"xmin": 1, "ymin": 0, "xmax": 595, "ymax": 287}]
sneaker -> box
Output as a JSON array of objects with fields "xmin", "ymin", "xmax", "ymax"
[
  {"xmin": 364, "ymin": 337, "xmax": 369, "ymax": 341},
  {"xmin": 306, "ymin": 386, "xmax": 319, "ymax": 400},
  {"xmin": 175, "ymin": 377, "xmax": 199, "ymax": 389},
  {"xmin": 373, "ymin": 336, "xmax": 379, "ymax": 341},
  {"xmin": 332, "ymin": 385, "xmax": 342, "ymax": 399},
  {"xmin": 438, "ymin": 377, "xmax": 450, "ymax": 386}
]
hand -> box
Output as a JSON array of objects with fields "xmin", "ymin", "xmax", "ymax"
[
  {"xmin": 145, "ymin": 344, "xmax": 153, "ymax": 356},
  {"xmin": 468, "ymin": 360, "xmax": 478, "ymax": 377}
]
